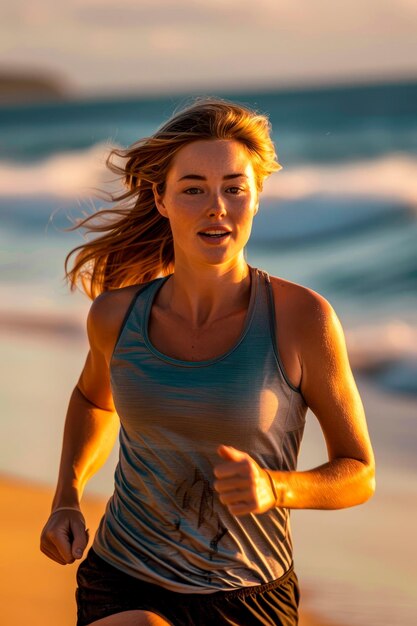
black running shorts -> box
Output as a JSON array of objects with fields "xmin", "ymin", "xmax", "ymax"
[{"xmin": 76, "ymin": 547, "xmax": 300, "ymax": 626}]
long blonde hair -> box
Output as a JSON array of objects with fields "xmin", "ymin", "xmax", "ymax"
[{"xmin": 64, "ymin": 96, "xmax": 282, "ymax": 299}]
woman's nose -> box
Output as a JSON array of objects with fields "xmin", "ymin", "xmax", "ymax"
[{"xmin": 208, "ymin": 193, "xmax": 227, "ymax": 217}]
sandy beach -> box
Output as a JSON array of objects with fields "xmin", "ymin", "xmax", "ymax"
[{"xmin": 0, "ymin": 474, "xmax": 339, "ymax": 626}]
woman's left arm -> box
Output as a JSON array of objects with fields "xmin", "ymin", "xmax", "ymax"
[
  {"xmin": 270, "ymin": 291, "xmax": 376, "ymax": 510},
  {"xmin": 213, "ymin": 291, "xmax": 376, "ymax": 515}
]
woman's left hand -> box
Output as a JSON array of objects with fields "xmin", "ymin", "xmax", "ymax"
[{"xmin": 213, "ymin": 445, "xmax": 276, "ymax": 516}]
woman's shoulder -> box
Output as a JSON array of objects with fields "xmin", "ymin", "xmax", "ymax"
[
  {"xmin": 88, "ymin": 283, "xmax": 143, "ymax": 321},
  {"xmin": 267, "ymin": 274, "xmax": 344, "ymax": 392},
  {"xmin": 268, "ymin": 273, "xmax": 339, "ymax": 353},
  {"xmin": 268, "ymin": 274, "xmax": 335, "ymax": 319},
  {"xmin": 86, "ymin": 282, "xmax": 152, "ymax": 354}
]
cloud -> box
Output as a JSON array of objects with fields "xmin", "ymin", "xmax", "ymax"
[
  {"xmin": 1, "ymin": 0, "xmax": 417, "ymax": 95},
  {"xmin": 72, "ymin": 0, "xmax": 251, "ymax": 28}
]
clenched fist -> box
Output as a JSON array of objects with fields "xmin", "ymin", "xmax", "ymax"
[
  {"xmin": 40, "ymin": 508, "xmax": 89, "ymax": 565},
  {"xmin": 213, "ymin": 445, "xmax": 277, "ymax": 516}
]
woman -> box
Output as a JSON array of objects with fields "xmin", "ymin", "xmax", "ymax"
[{"xmin": 40, "ymin": 97, "xmax": 376, "ymax": 626}]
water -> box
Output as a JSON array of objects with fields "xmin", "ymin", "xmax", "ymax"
[
  {"xmin": 2, "ymin": 79, "xmax": 417, "ymax": 395},
  {"xmin": 1, "ymin": 79, "xmax": 416, "ymax": 624}
]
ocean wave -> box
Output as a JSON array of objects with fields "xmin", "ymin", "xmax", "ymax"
[
  {"xmin": 346, "ymin": 320, "xmax": 417, "ymax": 365},
  {"xmin": 251, "ymin": 194, "xmax": 412, "ymax": 246},
  {"xmin": 262, "ymin": 152, "xmax": 417, "ymax": 208},
  {"xmin": 346, "ymin": 320, "xmax": 417, "ymax": 396},
  {"xmin": 0, "ymin": 145, "xmax": 417, "ymax": 209},
  {"xmin": 0, "ymin": 142, "xmax": 119, "ymax": 198}
]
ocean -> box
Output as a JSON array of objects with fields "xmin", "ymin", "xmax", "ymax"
[{"xmin": 1, "ymin": 79, "xmax": 416, "ymax": 625}]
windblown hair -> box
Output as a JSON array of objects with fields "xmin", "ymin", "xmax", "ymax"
[{"xmin": 64, "ymin": 95, "xmax": 282, "ymax": 299}]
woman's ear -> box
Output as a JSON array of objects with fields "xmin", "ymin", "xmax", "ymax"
[{"xmin": 153, "ymin": 184, "xmax": 168, "ymax": 218}]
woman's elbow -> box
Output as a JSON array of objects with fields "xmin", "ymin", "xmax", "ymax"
[{"xmin": 360, "ymin": 462, "xmax": 376, "ymax": 504}]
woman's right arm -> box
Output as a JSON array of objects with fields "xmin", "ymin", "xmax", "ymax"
[{"xmin": 40, "ymin": 291, "xmax": 126, "ymax": 565}]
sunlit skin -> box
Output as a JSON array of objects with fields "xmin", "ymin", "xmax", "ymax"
[
  {"xmin": 152, "ymin": 138, "xmax": 260, "ymax": 328},
  {"xmin": 40, "ymin": 137, "xmax": 375, "ymax": 625}
]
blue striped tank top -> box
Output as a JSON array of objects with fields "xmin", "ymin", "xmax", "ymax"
[{"xmin": 92, "ymin": 264, "xmax": 308, "ymax": 593}]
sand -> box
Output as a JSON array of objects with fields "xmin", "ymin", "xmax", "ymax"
[
  {"xmin": 0, "ymin": 474, "xmax": 338, "ymax": 626},
  {"xmin": 0, "ymin": 475, "xmax": 103, "ymax": 626}
]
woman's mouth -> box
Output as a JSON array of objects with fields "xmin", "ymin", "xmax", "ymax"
[{"xmin": 198, "ymin": 231, "xmax": 231, "ymax": 243}]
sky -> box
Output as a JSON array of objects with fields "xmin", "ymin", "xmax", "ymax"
[{"xmin": 1, "ymin": 0, "xmax": 417, "ymax": 96}]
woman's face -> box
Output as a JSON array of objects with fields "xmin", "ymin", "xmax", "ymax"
[{"xmin": 153, "ymin": 139, "xmax": 259, "ymax": 268}]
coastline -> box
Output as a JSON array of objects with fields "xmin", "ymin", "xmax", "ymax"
[{"xmin": 0, "ymin": 473, "xmax": 337, "ymax": 626}]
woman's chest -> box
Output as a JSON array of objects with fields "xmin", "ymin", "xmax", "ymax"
[
  {"xmin": 147, "ymin": 300, "xmax": 302, "ymax": 389},
  {"xmin": 111, "ymin": 348, "xmax": 293, "ymax": 452},
  {"xmin": 148, "ymin": 307, "xmax": 248, "ymax": 362}
]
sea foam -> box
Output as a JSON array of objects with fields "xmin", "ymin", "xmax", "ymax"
[{"xmin": 1, "ymin": 144, "xmax": 417, "ymax": 210}]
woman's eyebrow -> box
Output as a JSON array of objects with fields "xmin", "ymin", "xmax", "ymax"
[{"xmin": 177, "ymin": 173, "xmax": 248, "ymax": 182}]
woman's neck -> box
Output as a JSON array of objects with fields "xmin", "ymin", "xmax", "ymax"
[{"xmin": 159, "ymin": 261, "xmax": 252, "ymax": 329}]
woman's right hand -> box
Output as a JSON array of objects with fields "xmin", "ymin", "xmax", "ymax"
[{"xmin": 40, "ymin": 509, "xmax": 90, "ymax": 565}]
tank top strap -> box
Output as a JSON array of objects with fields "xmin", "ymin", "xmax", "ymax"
[
  {"xmin": 256, "ymin": 267, "xmax": 303, "ymax": 396},
  {"xmin": 256, "ymin": 267, "xmax": 277, "ymax": 344},
  {"xmin": 111, "ymin": 279, "xmax": 157, "ymax": 361}
]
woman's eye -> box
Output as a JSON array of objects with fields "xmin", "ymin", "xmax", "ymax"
[
  {"xmin": 184, "ymin": 188, "xmax": 201, "ymax": 194},
  {"xmin": 183, "ymin": 186, "xmax": 245, "ymax": 195}
]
